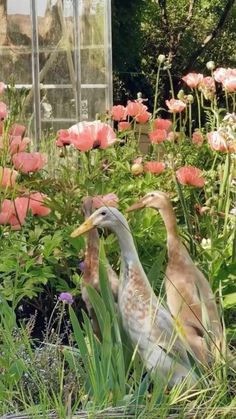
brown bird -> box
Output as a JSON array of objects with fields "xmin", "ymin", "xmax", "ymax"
[
  {"xmin": 127, "ymin": 191, "xmax": 223, "ymax": 365},
  {"xmin": 80, "ymin": 197, "xmax": 119, "ymax": 336},
  {"xmin": 71, "ymin": 207, "xmax": 198, "ymax": 388}
]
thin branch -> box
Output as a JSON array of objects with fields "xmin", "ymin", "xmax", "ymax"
[
  {"xmin": 176, "ymin": 0, "xmax": 197, "ymax": 44},
  {"xmin": 185, "ymin": 0, "xmax": 235, "ymax": 71}
]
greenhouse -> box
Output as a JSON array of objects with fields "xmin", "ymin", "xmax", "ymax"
[{"xmin": 0, "ymin": 1, "xmax": 235, "ymax": 418}]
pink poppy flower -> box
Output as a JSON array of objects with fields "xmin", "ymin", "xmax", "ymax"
[
  {"xmin": 135, "ymin": 108, "xmax": 151, "ymax": 124},
  {"xmin": 182, "ymin": 73, "xmax": 204, "ymax": 89},
  {"xmin": 0, "ymin": 199, "xmax": 13, "ymax": 225},
  {"xmin": 144, "ymin": 161, "xmax": 165, "ymax": 175},
  {"xmin": 126, "ymin": 101, "xmax": 142, "ymax": 117},
  {"xmin": 9, "ymin": 124, "xmax": 26, "ymax": 137},
  {"xmin": 207, "ymin": 131, "xmax": 236, "ymax": 153},
  {"xmin": 222, "ymin": 77, "xmax": 236, "ymax": 92},
  {"xmin": 12, "ymin": 152, "xmax": 47, "ymax": 173},
  {"xmin": 111, "ymin": 105, "xmax": 127, "ymax": 121},
  {"xmin": 56, "ymin": 129, "xmax": 76, "ymax": 147},
  {"xmin": 153, "ymin": 118, "xmax": 172, "ymax": 132},
  {"xmin": 118, "ymin": 121, "xmax": 131, "ymax": 131},
  {"xmin": 166, "ymin": 99, "xmax": 186, "ymax": 113},
  {"xmin": 92, "ymin": 193, "xmax": 119, "ymax": 209},
  {"xmin": 71, "ymin": 130, "xmax": 94, "ymax": 151},
  {"xmin": 0, "ymin": 197, "xmax": 29, "ymax": 230},
  {"xmin": 9, "ymin": 136, "xmax": 30, "ymax": 155},
  {"xmin": 192, "ymin": 131, "xmax": 204, "ymax": 147},
  {"xmin": 29, "ymin": 192, "xmax": 51, "ymax": 216},
  {"xmin": 0, "ymin": 82, "xmax": 5, "ymax": 96},
  {"xmin": 69, "ymin": 121, "xmax": 117, "ymax": 150},
  {"xmin": 126, "ymin": 101, "xmax": 151, "ymax": 123},
  {"xmin": 149, "ymin": 129, "xmax": 167, "ymax": 144},
  {"xmin": 0, "ymin": 102, "xmax": 8, "ymax": 120},
  {"xmin": 176, "ymin": 166, "xmax": 205, "ymax": 187},
  {"xmin": 0, "ymin": 167, "xmax": 18, "ymax": 188}
]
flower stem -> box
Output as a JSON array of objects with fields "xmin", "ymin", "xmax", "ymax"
[
  {"xmin": 188, "ymin": 103, "xmax": 192, "ymax": 139},
  {"xmin": 195, "ymin": 89, "xmax": 202, "ymax": 130},
  {"xmin": 153, "ymin": 63, "xmax": 162, "ymax": 119}
]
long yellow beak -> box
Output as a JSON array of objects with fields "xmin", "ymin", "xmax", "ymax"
[
  {"xmin": 70, "ymin": 218, "xmax": 95, "ymax": 238},
  {"xmin": 126, "ymin": 199, "xmax": 146, "ymax": 213}
]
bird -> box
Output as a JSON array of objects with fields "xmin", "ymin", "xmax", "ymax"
[
  {"xmin": 71, "ymin": 206, "xmax": 198, "ymax": 388},
  {"xmin": 127, "ymin": 191, "xmax": 223, "ymax": 365},
  {"xmin": 80, "ymin": 196, "xmax": 119, "ymax": 336}
]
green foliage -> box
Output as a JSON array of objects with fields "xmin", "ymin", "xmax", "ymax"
[{"xmin": 112, "ymin": 0, "xmax": 236, "ymax": 101}]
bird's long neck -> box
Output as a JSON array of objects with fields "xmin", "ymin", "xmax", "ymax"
[
  {"xmin": 84, "ymin": 224, "xmax": 100, "ymax": 283},
  {"xmin": 158, "ymin": 205, "xmax": 180, "ymax": 252},
  {"xmin": 112, "ymin": 222, "xmax": 140, "ymax": 266}
]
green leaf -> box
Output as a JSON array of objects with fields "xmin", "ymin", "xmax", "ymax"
[{"xmin": 223, "ymin": 292, "xmax": 236, "ymax": 308}]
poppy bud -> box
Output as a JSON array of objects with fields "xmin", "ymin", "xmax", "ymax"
[
  {"xmin": 206, "ymin": 61, "xmax": 215, "ymax": 71},
  {"xmin": 157, "ymin": 54, "xmax": 165, "ymax": 64},
  {"xmin": 131, "ymin": 163, "xmax": 144, "ymax": 176}
]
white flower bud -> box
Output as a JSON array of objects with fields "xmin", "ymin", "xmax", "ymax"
[
  {"xmin": 157, "ymin": 54, "xmax": 166, "ymax": 64},
  {"xmin": 206, "ymin": 61, "xmax": 215, "ymax": 70},
  {"xmin": 187, "ymin": 94, "xmax": 194, "ymax": 103},
  {"xmin": 177, "ymin": 90, "xmax": 185, "ymax": 100}
]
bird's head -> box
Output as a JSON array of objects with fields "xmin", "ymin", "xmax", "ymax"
[
  {"xmin": 126, "ymin": 191, "xmax": 171, "ymax": 212},
  {"xmin": 71, "ymin": 206, "xmax": 125, "ymax": 238}
]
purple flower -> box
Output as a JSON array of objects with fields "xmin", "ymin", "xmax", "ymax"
[
  {"xmin": 58, "ymin": 292, "xmax": 74, "ymax": 305},
  {"xmin": 79, "ymin": 260, "xmax": 86, "ymax": 273}
]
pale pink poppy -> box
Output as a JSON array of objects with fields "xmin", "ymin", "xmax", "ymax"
[
  {"xmin": 149, "ymin": 129, "xmax": 167, "ymax": 144},
  {"xmin": 192, "ymin": 131, "xmax": 204, "ymax": 147},
  {"xmin": 144, "ymin": 161, "xmax": 165, "ymax": 175},
  {"xmin": 9, "ymin": 136, "xmax": 30, "ymax": 155},
  {"xmin": 71, "ymin": 130, "xmax": 94, "ymax": 151},
  {"xmin": 111, "ymin": 105, "xmax": 127, "ymax": 121},
  {"xmin": 9, "ymin": 124, "xmax": 26, "ymax": 137},
  {"xmin": 0, "ymin": 102, "xmax": 8, "ymax": 120},
  {"xmin": 182, "ymin": 73, "xmax": 204, "ymax": 89},
  {"xmin": 207, "ymin": 130, "xmax": 236, "ymax": 153},
  {"xmin": 199, "ymin": 77, "xmax": 216, "ymax": 99},
  {"xmin": 153, "ymin": 118, "xmax": 172, "ymax": 132},
  {"xmin": 0, "ymin": 82, "xmax": 5, "ymax": 96},
  {"xmin": 166, "ymin": 99, "xmax": 186, "ymax": 113},
  {"xmin": 213, "ymin": 67, "xmax": 229, "ymax": 83},
  {"xmin": 176, "ymin": 166, "xmax": 205, "ymax": 187},
  {"xmin": 69, "ymin": 121, "xmax": 117, "ymax": 150},
  {"xmin": 29, "ymin": 192, "xmax": 51, "ymax": 216},
  {"xmin": 12, "ymin": 152, "xmax": 47, "ymax": 173},
  {"xmin": 0, "ymin": 167, "xmax": 18, "ymax": 188},
  {"xmin": 92, "ymin": 193, "xmax": 119, "ymax": 209},
  {"xmin": 118, "ymin": 121, "xmax": 131, "ymax": 131},
  {"xmin": 222, "ymin": 77, "xmax": 236, "ymax": 92}
]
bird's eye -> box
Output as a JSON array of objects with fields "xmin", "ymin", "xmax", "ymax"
[
  {"xmin": 150, "ymin": 193, "xmax": 155, "ymax": 197},
  {"xmin": 101, "ymin": 211, "xmax": 106, "ymax": 216}
]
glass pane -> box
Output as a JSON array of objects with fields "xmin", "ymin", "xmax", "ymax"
[
  {"xmin": 0, "ymin": 0, "xmax": 32, "ymax": 84},
  {"xmin": 81, "ymin": 87, "xmax": 106, "ymax": 120}
]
